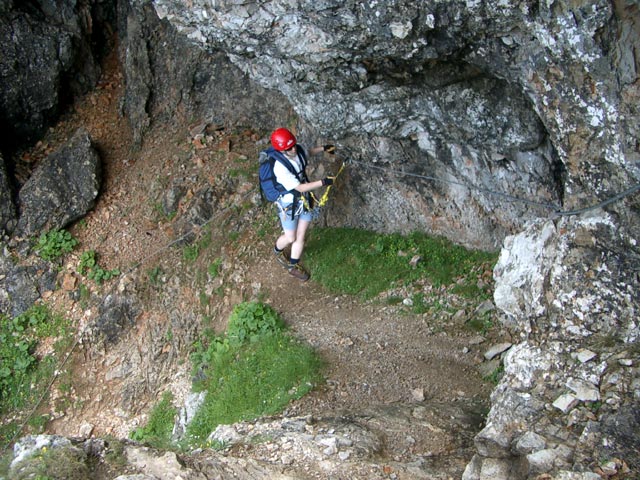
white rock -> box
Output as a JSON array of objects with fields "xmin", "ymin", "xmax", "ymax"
[
  {"xmin": 78, "ymin": 423, "xmax": 94, "ymax": 438},
  {"xmin": 553, "ymin": 393, "xmax": 578, "ymax": 413},
  {"xmin": 338, "ymin": 451, "xmax": 351, "ymax": 461},
  {"xmin": 574, "ymin": 349, "xmax": 597, "ymax": 363},
  {"xmin": 479, "ymin": 457, "xmax": 512, "ymax": 480},
  {"xmin": 514, "ymin": 431, "xmax": 546, "ymax": 454},
  {"xmin": 411, "ymin": 387, "xmax": 425, "ymax": 402},
  {"xmin": 484, "ymin": 342, "xmax": 512, "ymax": 361},
  {"xmin": 390, "ymin": 21, "xmax": 412, "ymax": 39},
  {"xmin": 527, "ymin": 448, "xmax": 557, "ymax": 474},
  {"xmin": 566, "ymin": 378, "xmax": 600, "ymax": 402},
  {"xmin": 209, "ymin": 424, "xmax": 242, "ymax": 445}
]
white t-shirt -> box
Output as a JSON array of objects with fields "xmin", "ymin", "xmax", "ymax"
[{"xmin": 273, "ymin": 152, "xmax": 305, "ymax": 204}]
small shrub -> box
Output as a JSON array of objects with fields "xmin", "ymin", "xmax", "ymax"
[
  {"xmin": 227, "ymin": 301, "xmax": 285, "ymax": 344},
  {"xmin": 183, "ymin": 244, "xmax": 199, "ymax": 262},
  {"xmin": 208, "ymin": 258, "xmax": 222, "ymax": 279},
  {"xmin": 8, "ymin": 444, "xmax": 89, "ymax": 480},
  {"xmin": 35, "ymin": 229, "xmax": 78, "ymax": 261},
  {"xmin": 78, "ymin": 250, "xmax": 120, "ymax": 284},
  {"xmin": 130, "ymin": 391, "xmax": 177, "ymax": 449},
  {"xmin": 147, "ymin": 266, "xmax": 163, "ymax": 286},
  {"xmin": 484, "ymin": 364, "xmax": 504, "ymax": 385}
]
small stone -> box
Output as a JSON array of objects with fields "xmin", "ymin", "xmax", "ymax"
[
  {"xmin": 574, "ymin": 349, "xmax": 597, "ymax": 363},
  {"xmin": 527, "ymin": 449, "xmax": 557, "ymax": 474},
  {"xmin": 475, "ymin": 299, "xmax": 495, "ymax": 315},
  {"xmin": 411, "ymin": 388, "xmax": 425, "ymax": 402},
  {"xmin": 553, "ymin": 393, "xmax": 578, "ymax": 413},
  {"xmin": 78, "ymin": 423, "xmax": 94, "ymax": 438},
  {"xmin": 338, "ymin": 451, "xmax": 351, "ymax": 461},
  {"xmin": 618, "ymin": 359, "xmax": 633, "ymax": 367},
  {"xmin": 453, "ymin": 309, "xmax": 467, "ymax": 324},
  {"xmin": 566, "ymin": 378, "xmax": 600, "ymax": 402},
  {"xmin": 62, "ymin": 273, "xmax": 77, "ymax": 291},
  {"xmin": 484, "ymin": 343, "xmax": 512, "ymax": 361},
  {"xmin": 514, "ymin": 431, "xmax": 546, "ymax": 455}
]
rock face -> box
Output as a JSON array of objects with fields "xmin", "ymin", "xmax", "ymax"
[
  {"xmin": 465, "ymin": 215, "xmax": 640, "ymax": 479},
  {"xmin": 0, "ymin": 153, "xmax": 16, "ymax": 235},
  {"xmin": 0, "ymin": 0, "xmax": 114, "ymax": 153},
  {"xmin": 15, "ymin": 127, "xmax": 102, "ymax": 237},
  {"xmin": 117, "ymin": 1, "xmax": 294, "ymax": 148},
  {"xmin": 143, "ymin": 0, "xmax": 639, "ymax": 250}
]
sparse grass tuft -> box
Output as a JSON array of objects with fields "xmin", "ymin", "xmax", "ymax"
[{"xmin": 130, "ymin": 391, "xmax": 177, "ymax": 449}]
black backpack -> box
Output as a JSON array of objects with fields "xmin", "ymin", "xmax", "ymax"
[{"xmin": 258, "ymin": 146, "xmax": 308, "ymax": 202}]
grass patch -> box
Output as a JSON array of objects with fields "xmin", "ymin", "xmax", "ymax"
[
  {"xmin": 186, "ymin": 302, "xmax": 322, "ymax": 446},
  {"xmin": 130, "ymin": 391, "xmax": 177, "ymax": 449},
  {"xmin": 0, "ymin": 305, "xmax": 71, "ymax": 444},
  {"xmin": 305, "ymin": 228, "xmax": 497, "ymax": 299}
]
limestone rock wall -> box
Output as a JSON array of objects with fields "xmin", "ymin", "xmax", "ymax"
[{"xmin": 140, "ymin": 0, "xmax": 639, "ymax": 250}]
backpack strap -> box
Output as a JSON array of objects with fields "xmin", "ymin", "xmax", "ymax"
[{"xmin": 266, "ymin": 146, "xmax": 308, "ymax": 219}]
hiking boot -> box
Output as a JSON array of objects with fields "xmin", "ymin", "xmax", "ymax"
[
  {"xmin": 274, "ymin": 249, "xmax": 289, "ymax": 268},
  {"xmin": 287, "ymin": 263, "xmax": 310, "ymax": 281}
]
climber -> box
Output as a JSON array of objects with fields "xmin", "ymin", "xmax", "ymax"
[{"xmin": 260, "ymin": 127, "xmax": 335, "ymax": 281}]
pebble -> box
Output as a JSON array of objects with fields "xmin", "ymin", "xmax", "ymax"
[
  {"xmin": 484, "ymin": 342, "xmax": 512, "ymax": 361},
  {"xmin": 553, "ymin": 393, "xmax": 578, "ymax": 413}
]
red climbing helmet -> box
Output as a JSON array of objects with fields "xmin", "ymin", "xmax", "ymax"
[{"xmin": 270, "ymin": 128, "xmax": 297, "ymax": 151}]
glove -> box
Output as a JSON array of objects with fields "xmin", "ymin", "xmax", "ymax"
[
  {"xmin": 322, "ymin": 177, "xmax": 334, "ymax": 186},
  {"xmin": 323, "ymin": 144, "xmax": 336, "ymax": 154}
]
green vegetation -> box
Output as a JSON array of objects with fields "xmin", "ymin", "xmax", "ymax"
[
  {"xmin": 305, "ymin": 228, "xmax": 497, "ymax": 299},
  {"xmin": 183, "ymin": 229, "xmax": 214, "ymax": 264},
  {"xmin": 0, "ymin": 305, "xmax": 71, "ymax": 444},
  {"xmin": 187, "ymin": 301, "xmax": 322, "ymax": 445},
  {"xmin": 78, "ymin": 250, "xmax": 120, "ymax": 284},
  {"xmin": 3, "ymin": 443, "xmax": 89, "ymax": 480},
  {"xmin": 130, "ymin": 391, "xmax": 177, "ymax": 449},
  {"xmin": 484, "ymin": 364, "xmax": 504, "ymax": 385},
  {"xmin": 147, "ymin": 265, "xmax": 163, "ymax": 286},
  {"xmin": 226, "ymin": 301, "xmax": 285, "ymax": 344},
  {"xmin": 35, "ymin": 229, "xmax": 78, "ymax": 261},
  {"xmin": 207, "ymin": 258, "xmax": 222, "ymax": 279},
  {"xmin": 466, "ymin": 315, "xmax": 494, "ymax": 334}
]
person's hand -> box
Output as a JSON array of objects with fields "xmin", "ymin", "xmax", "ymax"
[
  {"xmin": 322, "ymin": 176, "xmax": 334, "ymax": 186},
  {"xmin": 323, "ymin": 144, "xmax": 336, "ymax": 154}
]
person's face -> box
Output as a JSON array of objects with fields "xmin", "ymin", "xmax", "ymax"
[{"xmin": 283, "ymin": 144, "xmax": 297, "ymax": 158}]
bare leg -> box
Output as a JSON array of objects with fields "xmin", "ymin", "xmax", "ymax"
[
  {"xmin": 276, "ymin": 229, "xmax": 296, "ymax": 251},
  {"xmin": 290, "ymin": 219, "xmax": 311, "ymax": 260}
]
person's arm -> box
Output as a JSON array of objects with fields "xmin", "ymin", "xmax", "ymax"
[
  {"xmin": 294, "ymin": 179, "xmax": 326, "ymax": 192},
  {"xmin": 308, "ymin": 145, "xmax": 336, "ymax": 155}
]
